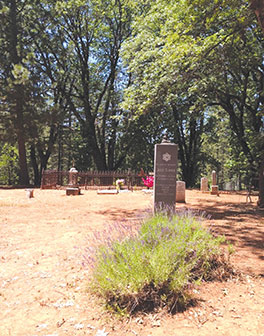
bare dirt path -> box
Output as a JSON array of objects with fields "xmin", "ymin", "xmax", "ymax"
[{"xmin": 0, "ymin": 189, "xmax": 263, "ymax": 336}]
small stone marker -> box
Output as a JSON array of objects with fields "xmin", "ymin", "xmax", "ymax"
[
  {"xmin": 201, "ymin": 177, "xmax": 209, "ymax": 192},
  {"xmin": 25, "ymin": 189, "xmax": 34, "ymax": 198},
  {"xmin": 224, "ymin": 182, "xmax": 234, "ymax": 191},
  {"xmin": 211, "ymin": 170, "xmax": 219, "ymax": 195},
  {"xmin": 176, "ymin": 181, "xmax": 186, "ymax": 203},
  {"xmin": 154, "ymin": 136, "xmax": 178, "ymax": 211}
]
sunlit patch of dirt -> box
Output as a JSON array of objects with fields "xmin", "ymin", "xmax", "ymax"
[{"xmin": 0, "ymin": 189, "xmax": 263, "ymax": 336}]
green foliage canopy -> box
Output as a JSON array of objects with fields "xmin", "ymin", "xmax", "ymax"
[{"xmin": 122, "ymin": 0, "xmax": 264, "ymax": 186}]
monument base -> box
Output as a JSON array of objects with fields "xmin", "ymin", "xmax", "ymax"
[
  {"xmin": 66, "ymin": 187, "xmax": 80, "ymax": 196},
  {"xmin": 154, "ymin": 202, "xmax": 176, "ymax": 214},
  {"xmin": 97, "ymin": 189, "xmax": 118, "ymax": 195},
  {"xmin": 211, "ymin": 185, "xmax": 219, "ymax": 195}
]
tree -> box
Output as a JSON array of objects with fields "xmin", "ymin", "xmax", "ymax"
[
  {"xmin": 251, "ymin": 0, "xmax": 264, "ymax": 33},
  {"xmin": 39, "ymin": 0, "xmax": 134, "ymax": 171},
  {"xmin": 0, "ymin": 0, "xmax": 65, "ymax": 186},
  {"xmin": 121, "ymin": 1, "xmax": 207, "ymax": 187},
  {"xmin": 250, "ymin": 0, "xmax": 264, "ymax": 207},
  {"xmin": 22, "ymin": 0, "xmax": 74, "ymax": 184},
  {"xmin": 0, "ymin": 0, "xmax": 30, "ymax": 184},
  {"xmin": 0, "ymin": 143, "xmax": 19, "ymax": 185},
  {"xmin": 122, "ymin": 0, "xmax": 264, "ymax": 202}
]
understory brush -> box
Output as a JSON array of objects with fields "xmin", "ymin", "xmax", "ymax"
[{"xmin": 88, "ymin": 210, "xmax": 234, "ymax": 315}]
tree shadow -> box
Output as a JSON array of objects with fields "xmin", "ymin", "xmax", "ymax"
[
  {"xmin": 182, "ymin": 198, "xmax": 264, "ymax": 275},
  {"xmin": 96, "ymin": 196, "xmax": 264, "ymax": 275},
  {"xmin": 95, "ymin": 208, "xmax": 150, "ymax": 222}
]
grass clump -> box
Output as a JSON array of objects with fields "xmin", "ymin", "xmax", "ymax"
[{"xmin": 91, "ymin": 211, "xmax": 233, "ymax": 315}]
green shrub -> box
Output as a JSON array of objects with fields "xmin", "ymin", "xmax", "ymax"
[{"xmin": 90, "ymin": 210, "xmax": 233, "ymax": 314}]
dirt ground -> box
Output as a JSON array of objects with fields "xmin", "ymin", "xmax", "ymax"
[{"xmin": 0, "ymin": 189, "xmax": 263, "ymax": 336}]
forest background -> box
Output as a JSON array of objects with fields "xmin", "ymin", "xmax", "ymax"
[{"xmin": 0, "ymin": 0, "xmax": 263, "ymax": 205}]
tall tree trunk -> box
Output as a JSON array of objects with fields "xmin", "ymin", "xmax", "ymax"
[
  {"xmin": 171, "ymin": 105, "xmax": 202, "ymax": 187},
  {"xmin": 258, "ymin": 154, "xmax": 264, "ymax": 207},
  {"xmin": 15, "ymin": 84, "xmax": 29, "ymax": 185},
  {"xmin": 9, "ymin": 0, "xmax": 29, "ymax": 185},
  {"xmin": 37, "ymin": 146, "xmax": 54, "ymax": 177},
  {"xmin": 107, "ymin": 126, "xmax": 117, "ymax": 170},
  {"xmin": 30, "ymin": 145, "xmax": 40, "ymax": 186},
  {"xmin": 57, "ymin": 126, "xmax": 63, "ymax": 172},
  {"xmin": 250, "ymin": 0, "xmax": 264, "ymax": 207},
  {"xmin": 82, "ymin": 124, "xmax": 107, "ymax": 170}
]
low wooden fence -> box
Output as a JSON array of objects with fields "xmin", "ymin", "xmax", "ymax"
[{"xmin": 41, "ymin": 170, "xmax": 144, "ymax": 189}]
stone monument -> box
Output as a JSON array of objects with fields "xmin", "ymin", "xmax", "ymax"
[
  {"xmin": 211, "ymin": 170, "xmax": 219, "ymax": 195},
  {"xmin": 200, "ymin": 177, "xmax": 209, "ymax": 192},
  {"xmin": 176, "ymin": 181, "xmax": 186, "ymax": 203},
  {"xmin": 69, "ymin": 167, "xmax": 78, "ymax": 185},
  {"xmin": 66, "ymin": 166, "xmax": 80, "ymax": 195},
  {"xmin": 154, "ymin": 135, "xmax": 178, "ymax": 211},
  {"xmin": 212, "ymin": 170, "xmax": 217, "ymax": 185}
]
